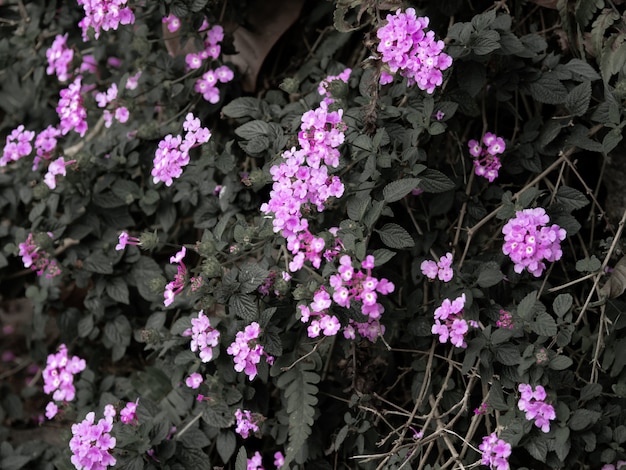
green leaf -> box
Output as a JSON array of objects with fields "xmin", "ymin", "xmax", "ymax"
[
  {"xmin": 235, "ymin": 120, "xmax": 271, "ymax": 141},
  {"xmin": 471, "ymin": 30, "xmax": 501, "ymax": 55},
  {"xmin": 383, "ymin": 178, "xmax": 421, "ymax": 203},
  {"xmin": 550, "ymin": 355, "xmax": 573, "ymax": 370},
  {"xmin": 229, "ymin": 294, "xmax": 258, "ymax": 321},
  {"xmin": 575, "ymin": 255, "xmax": 601, "ymax": 273},
  {"xmin": 556, "ymin": 186, "xmax": 589, "ymax": 211},
  {"xmin": 202, "ymin": 400, "xmax": 233, "ymax": 428},
  {"xmin": 239, "ymin": 263, "xmax": 270, "ymax": 294},
  {"xmin": 565, "ymin": 58, "xmax": 601, "ymax": 81},
  {"xmin": 579, "ymin": 383, "xmax": 602, "ymax": 402},
  {"xmin": 83, "ymin": 251, "xmax": 114, "ymax": 274},
  {"xmin": 569, "ymin": 408, "xmax": 602, "ymax": 431},
  {"xmin": 575, "ymin": 0, "xmax": 604, "ymax": 28},
  {"xmin": 528, "ymin": 74, "xmax": 568, "ymax": 104},
  {"xmin": 525, "ymin": 437, "xmax": 548, "ymax": 462},
  {"xmin": 179, "ymin": 428, "xmax": 210, "ymax": 448},
  {"xmin": 494, "ymin": 343, "xmax": 520, "ymax": 365},
  {"xmin": 222, "ymin": 97, "xmax": 263, "ymax": 119},
  {"xmin": 216, "ymin": 431, "xmax": 236, "ymax": 463},
  {"xmin": 417, "ymin": 169, "xmax": 455, "ymax": 193},
  {"xmin": 477, "ymin": 262, "xmax": 504, "ymax": 288},
  {"xmin": 372, "ymin": 248, "xmax": 396, "ymax": 267},
  {"xmin": 275, "ymin": 361, "xmax": 320, "ymax": 466},
  {"xmin": 235, "ymin": 447, "xmax": 248, "ymax": 470},
  {"xmin": 375, "ymin": 223, "xmax": 414, "ymax": 249},
  {"xmin": 78, "ymin": 313, "xmax": 94, "ymax": 338},
  {"xmin": 517, "ymin": 291, "xmax": 538, "ymax": 321},
  {"xmin": 600, "ymin": 256, "xmax": 626, "ymax": 299},
  {"xmin": 532, "ymin": 312, "xmax": 558, "ymax": 336},
  {"xmin": 565, "ymin": 81, "xmax": 592, "ymax": 116},
  {"xmin": 0, "ymin": 456, "xmax": 33, "ymax": 470},
  {"xmin": 553, "ymin": 293, "xmax": 573, "ymax": 317},
  {"xmin": 106, "ymin": 276, "xmax": 130, "ymax": 304},
  {"xmin": 346, "ymin": 196, "xmax": 370, "ymax": 221}
]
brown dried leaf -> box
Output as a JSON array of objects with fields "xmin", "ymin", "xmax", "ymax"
[
  {"xmin": 224, "ymin": 0, "xmax": 305, "ymax": 92},
  {"xmin": 599, "ymin": 256, "xmax": 626, "ymax": 299}
]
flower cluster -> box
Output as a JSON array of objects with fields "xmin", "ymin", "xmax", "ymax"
[
  {"xmin": 235, "ymin": 409, "xmax": 260, "ymax": 438},
  {"xmin": 468, "ymin": 132, "xmax": 505, "ymax": 182},
  {"xmin": 247, "ymin": 451, "xmax": 264, "ymax": 470},
  {"xmin": 343, "ymin": 317, "xmax": 386, "ymax": 343},
  {"xmin": 274, "ymin": 452, "xmax": 285, "ymax": 468},
  {"xmin": 18, "ymin": 233, "xmax": 61, "ymax": 278},
  {"xmin": 33, "ymin": 125, "xmax": 62, "ymax": 170},
  {"xmin": 420, "ymin": 252, "xmax": 453, "ymax": 282},
  {"xmin": 376, "ymin": 8, "xmax": 452, "ymax": 93},
  {"xmin": 431, "ymin": 293, "xmax": 476, "ymax": 348},
  {"xmin": 95, "ymin": 83, "xmax": 130, "ymax": 128},
  {"xmin": 184, "ymin": 310, "xmax": 220, "ymax": 363},
  {"xmin": 502, "ymin": 207, "xmax": 566, "ymax": 277},
  {"xmin": 1, "ymin": 125, "xmax": 35, "ymax": 166},
  {"xmin": 195, "ymin": 65, "xmax": 235, "ymax": 104},
  {"xmin": 226, "ymin": 322, "xmax": 273, "ymax": 381},
  {"xmin": 497, "ymin": 309, "xmax": 514, "ymax": 329},
  {"xmin": 517, "ymin": 384, "xmax": 556, "ymax": 433},
  {"xmin": 43, "ymin": 344, "xmax": 86, "ymax": 418},
  {"xmin": 70, "ymin": 406, "xmax": 117, "ymax": 469},
  {"xmin": 44, "ymin": 156, "xmax": 75, "ymax": 190},
  {"xmin": 260, "ymin": 99, "xmax": 345, "ymax": 246},
  {"xmin": 186, "ymin": 373, "xmax": 203, "ymax": 389},
  {"xmin": 57, "ymin": 76, "xmax": 88, "ymax": 136},
  {"xmin": 479, "ymin": 432, "xmax": 512, "ymax": 470},
  {"xmin": 152, "ymin": 113, "xmax": 211, "ymax": 186},
  {"xmin": 46, "ymin": 33, "xmax": 74, "ymax": 82},
  {"xmin": 76, "ymin": 0, "xmax": 135, "ymax": 41},
  {"xmin": 164, "ymin": 247, "xmax": 188, "ymax": 306},
  {"xmin": 120, "ymin": 400, "xmax": 138, "ymax": 424}
]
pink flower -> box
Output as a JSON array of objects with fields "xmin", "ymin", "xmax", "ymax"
[
  {"xmin": 162, "ymin": 14, "xmax": 181, "ymax": 33},
  {"xmin": 120, "ymin": 400, "xmax": 138, "ymax": 424},
  {"xmin": 185, "ymin": 373, "xmax": 203, "ymax": 389}
]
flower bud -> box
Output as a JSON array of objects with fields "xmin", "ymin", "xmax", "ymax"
[
  {"xmin": 202, "ymin": 257, "xmax": 222, "ymax": 278},
  {"xmin": 139, "ymin": 231, "xmax": 159, "ymax": 250},
  {"xmin": 279, "ymin": 77, "xmax": 300, "ymax": 94}
]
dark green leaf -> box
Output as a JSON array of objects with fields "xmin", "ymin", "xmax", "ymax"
[
  {"xmin": 550, "ymin": 355, "xmax": 573, "ymax": 370},
  {"xmin": 106, "ymin": 276, "xmax": 130, "ymax": 304},
  {"xmin": 222, "ymin": 97, "xmax": 263, "ymax": 119},
  {"xmin": 569, "ymin": 408, "xmax": 602, "ymax": 431},
  {"xmin": 202, "ymin": 400, "xmax": 233, "ymax": 428},
  {"xmin": 372, "ymin": 248, "xmax": 396, "ymax": 266},
  {"xmin": 565, "ymin": 58, "xmax": 601, "ymax": 81},
  {"xmin": 565, "ymin": 81, "xmax": 592, "ymax": 116},
  {"xmin": 599, "ymin": 256, "xmax": 626, "ymax": 299},
  {"xmin": 235, "ymin": 120, "xmax": 271, "ymax": 141},
  {"xmin": 83, "ymin": 251, "xmax": 114, "ymax": 274},
  {"xmin": 471, "ymin": 30, "xmax": 501, "ymax": 55},
  {"xmin": 525, "ymin": 437, "xmax": 548, "ymax": 462},
  {"xmin": 528, "ymin": 75, "xmax": 568, "ymax": 104},
  {"xmin": 477, "ymin": 262, "xmax": 503, "ymax": 288},
  {"xmin": 217, "ymin": 431, "xmax": 236, "ymax": 463},
  {"xmin": 494, "ymin": 343, "xmax": 520, "ymax": 365},
  {"xmin": 179, "ymin": 428, "xmax": 210, "ymax": 448},
  {"xmin": 375, "ymin": 223, "xmax": 414, "ymax": 249},
  {"xmin": 575, "ymin": 255, "xmax": 601, "ymax": 273},
  {"xmin": 553, "ymin": 293, "xmax": 573, "ymax": 317},
  {"xmin": 417, "ymin": 169, "xmax": 455, "ymax": 193},
  {"xmin": 579, "ymin": 383, "xmax": 602, "ymax": 402},
  {"xmin": 532, "ymin": 312, "xmax": 558, "ymax": 336},
  {"xmin": 575, "ymin": 0, "xmax": 604, "ymax": 28},
  {"xmin": 235, "ymin": 447, "xmax": 248, "ymax": 470},
  {"xmin": 229, "ymin": 294, "xmax": 258, "ymax": 321},
  {"xmin": 383, "ymin": 178, "xmax": 420, "ymax": 203},
  {"xmin": 517, "ymin": 291, "xmax": 538, "ymax": 321}
]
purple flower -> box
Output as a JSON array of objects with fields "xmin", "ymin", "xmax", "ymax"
[
  {"xmin": 46, "ymin": 34, "xmax": 74, "ymax": 82},
  {"xmin": 468, "ymin": 132, "xmax": 506, "ymax": 182},
  {"xmin": 432, "ymin": 294, "xmax": 474, "ymax": 348},
  {"xmin": 235, "ymin": 409, "xmax": 260, "ymax": 438},
  {"xmin": 274, "ymin": 451, "xmax": 285, "ymax": 468},
  {"xmin": 69, "ymin": 409, "xmax": 117, "ymax": 469},
  {"xmin": 502, "ymin": 207, "xmax": 566, "ymax": 277},
  {"xmin": 186, "ymin": 310, "xmax": 220, "ymax": 363},
  {"xmin": 376, "ymin": 9, "xmax": 452, "ymax": 93},
  {"xmin": 76, "ymin": 0, "xmax": 135, "ymax": 41},
  {"xmin": 227, "ymin": 322, "xmax": 272, "ymax": 380},
  {"xmin": 247, "ymin": 451, "xmax": 264, "ymax": 470},
  {"xmin": 479, "ymin": 432, "xmax": 511, "ymax": 470},
  {"xmin": 1, "ymin": 125, "xmax": 35, "ymax": 166},
  {"xmin": 517, "ymin": 383, "xmax": 555, "ymax": 432},
  {"xmin": 162, "ymin": 14, "xmax": 181, "ymax": 33},
  {"xmin": 57, "ymin": 76, "xmax": 88, "ymax": 136},
  {"xmin": 43, "ymin": 345, "xmax": 86, "ymax": 415},
  {"xmin": 120, "ymin": 399, "xmax": 138, "ymax": 424}
]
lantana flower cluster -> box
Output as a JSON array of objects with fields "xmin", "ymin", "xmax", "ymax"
[
  {"xmin": 420, "ymin": 252, "xmax": 454, "ymax": 282},
  {"xmin": 76, "ymin": 0, "xmax": 135, "ymax": 41},
  {"xmin": 431, "ymin": 293, "xmax": 476, "ymax": 348},
  {"xmin": 517, "ymin": 384, "xmax": 556, "ymax": 433},
  {"xmin": 602, "ymin": 461, "xmax": 626, "ymax": 470},
  {"xmin": 299, "ymin": 255, "xmax": 395, "ymax": 341},
  {"xmin": 46, "ymin": 33, "xmax": 74, "ymax": 82},
  {"xmin": 247, "ymin": 451, "xmax": 264, "ymax": 470},
  {"xmin": 184, "ymin": 310, "xmax": 220, "ymax": 363},
  {"xmin": 33, "ymin": 125, "xmax": 62, "ymax": 170},
  {"xmin": 235, "ymin": 408, "xmax": 260, "ymax": 438},
  {"xmin": 44, "ymin": 156, "xmax": 75, "ymax": 190},
  {"xmin": 162, "ymin": 13, "xmax": 181, "ymax": 33},
  {"xmin": 43, "ymin": 344, "xmax": 86, "ymax": 419},
  {"xmin": 1, "ymin": 125, "xmax": 35, "ymax": 166},
  {"xmin": 497, "ymin": 309, "xmax": 514, "ymax": 329},
  {"xmin": 57, "ymin": 76, "xmax": 88, "ymax": 137},
  {"xmin": 186, "ymin": 21, "xmax": 235, "ymax": 104},
  {"xmin": 479, "ymin": 432, "xmax": 512, "ymax": 470},
  {"xmin": 18, "ymin": 233, "xmax": 61, "ymax": 278},
  {"xmin": 120, "ymin": 400, "xmax": 138, "ymax": 425},
  {"xmin": 376, "ymin": 8, "xmax": 452, "ymax": 93},
  {"xmin": 260, "ymin": 92, "xmax": 346, "ymax": 266},
  {"xmin": 468, "ymin": 132, "xmax": 506, "ymax": 182},
  {"xmin": 152, "ymin": 113, "xmax": 212, "ymax": 186},
  {"xmin": 226, "ymin": 322, "xmax": 273, "ymax": 381},
  {"xmin": 502, "ymin": 207, "xmax": 566, "ymax": 277},
  {"xmin": 69, "ymin": 405, "xmax": 117, "ymax": 470}
]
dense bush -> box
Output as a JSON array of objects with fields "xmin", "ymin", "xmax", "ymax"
[{"xmin": 1, "ymin": 0, "xmax": 626, "ymax": 469}]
